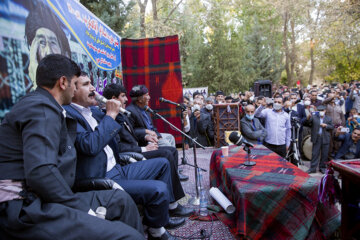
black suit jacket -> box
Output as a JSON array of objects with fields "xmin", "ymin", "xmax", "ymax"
[
  {"xmin": 126, "ymin": 102, "xmax": 161, "ymax": 138},
  {"xmin": 115, "ymin": 113, "xmax": 147, "ymax": 152},
  {"xmin": 0, "ymin": 88, "xmax": 87, "ymax": 211},
  {"xmin": 304, "ymin": 114, "xmax": 334, "ymax": 144}
]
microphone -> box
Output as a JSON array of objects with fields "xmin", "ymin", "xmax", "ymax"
[
  {"xmin": 94, "ymin": 92, "xmax": 131, "ymax": 117},
  {"xmin": 145, "ymin": 106, "xmax": 155, "ymax": 114},
  {"xmin": 229, "ymin": 131, "xmax": 254, "ymax": 148},
  {"xmin": 229, "ymin": 131, "xmax": 256, "ymax": 166},
  {"xmin": 159, "ymin": 97, "xmax": 186, "ymax": 110}
]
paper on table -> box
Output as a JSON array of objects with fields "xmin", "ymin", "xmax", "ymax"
[{"xmin": 209, "ymin": 187, "xmax": 235, "ymax": 214}]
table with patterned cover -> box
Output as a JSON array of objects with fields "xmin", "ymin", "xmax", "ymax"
[{"xmin": 210, "ymin": 145, "xmax": 340, "ymax": 239}]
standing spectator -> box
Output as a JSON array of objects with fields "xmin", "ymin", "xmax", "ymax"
[
  {"xmin": 215, "ymin": 90, "xmax": 225, "ymax": 104},
  {"xmin": 349, "ymin": 85, "xmax": 360, "ymax": 113},
  {"xmin": 186, "ymin": 99, "xmax": 214, "ymax": 147},
  {"xmin": 255, "ymin": 96, "xmax": 291, "ymax": 158},
  {"xmin": 346, "ymin": 108, "xmax": 360, "ymax": 133},
  {"xmin": 323, "ymin": 92, "xmax": 346, "ymax": 157},
  {"xmin": 310, "ymin": 90, "xmax": 323, "ymax": 107},
  {"xmin": 304, "ymin": 105, "xmax": 334, "ymax": 174}
]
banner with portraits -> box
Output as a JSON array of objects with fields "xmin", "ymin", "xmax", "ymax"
[{"xmin": 0, "ymin": 0, "xmax": 122, "ymax": 119}]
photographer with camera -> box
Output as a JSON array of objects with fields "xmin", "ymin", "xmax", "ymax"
[
  {"xmin": 346, "ymin": 108, "xmax": 360, "ymax": 133},
  {"xmin": 334, "ymin": 126, "xmax": 360, "ymax": 160},
  {"xmin": 185, "ymin": 99, "xmax": 214, "ymax": 147}
]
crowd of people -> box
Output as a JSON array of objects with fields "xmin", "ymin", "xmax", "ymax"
[
  {"xmin": 0, "ymin": 53, "xmax": 358, "ymax": 239},
  {"xmin": 182, "ymin": 83, "xmax": 360, "ymax": 174}
]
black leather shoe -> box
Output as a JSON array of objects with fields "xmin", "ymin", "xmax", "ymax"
[
  {"xmin": 307, "ymin": 169, "xmax": 316, "ymax": 174},
  {"xmin": 165, "ymin": 217, "xmax": 185, "ymax": 229},
  {"xmin": 148, "ymin": 230, "xmax": 178, "ymax": 240},
  {"xmin": 169, "ymin": 204, "xmax": 194, "ymax": 217},
  {"xmin": 319, "ymin": 168, "xmax": 326, "ymax": 174},
  {"xmin": 178, "ymin": 172, "xmax": 189, "ymax": 181}
]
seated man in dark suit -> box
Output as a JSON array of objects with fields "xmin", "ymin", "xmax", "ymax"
[
  {"xmin": 240, "ymin": 104, "xmax": 267, "ymax": 144},
  {"xmin": 102, "ymin": 83, "xmax": 190, "ymax": 196},
  {"xmin": 64, "ymin": 73, "xmax": 192, "ymax": 240},
  {"xmin": 126, "ymin": 85, "xmax": 175, "ymax": 147},
  {"xmin": 0, "ymin": 54, "xmax": 144, "ymax": 240},
  {"xmin": 125, "ymin": 85, "xmax": 189, "ymax": 181},
  {"xmin": 334, "ymin": 126, "xmax": 360, "ymax": 159}
]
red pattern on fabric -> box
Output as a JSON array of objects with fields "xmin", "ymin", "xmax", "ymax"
[
  {"xmin": 121, "ymin": 36, "xmax": 183, "ymax": 143},
  {"xmin": 210, "ymin": 145, "xmax": 340, "ymax": 239}
]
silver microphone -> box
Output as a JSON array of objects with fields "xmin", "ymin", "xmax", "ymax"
[{"xmin": 94, "ymin": 92, "xmax": 131, "ymax": 117}]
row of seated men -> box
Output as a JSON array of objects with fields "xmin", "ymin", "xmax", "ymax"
[{"xmin": 0, "ymin": 54, "xmax": 194, "ymax": 240}]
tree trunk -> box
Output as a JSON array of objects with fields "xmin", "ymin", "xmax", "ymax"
[
  {"xmin": 289, "ymin": 17, "xmax": 296, "ymax": 87},
  {"xmin": 309, "ymin": 38, "xmax": 315, "ymax": 85},
  {"xmin": 283, "ymin": 11, "xmax": 291, "ymax": 87},
  {"xmin": 151, "ymin": 0, "xmax": 158, "ymax": 21},
  {"xmin": 137, "ymin": 0, "xmax": 148, "ymax": 38}
]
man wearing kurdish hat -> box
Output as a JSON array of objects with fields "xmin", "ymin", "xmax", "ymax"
[
  {"xmin": 126, "ymin": 85, "xmax": 190, "ymax": 182},
  {"xmin": 215, "ymin": 90, "xmax": 225, "ymax": 104},
  {"xmin": 126, "ymin": 85, "xmax": 176, "ymax": 147}
]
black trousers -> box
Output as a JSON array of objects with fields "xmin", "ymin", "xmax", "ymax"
[
  {"xmin": 0, "ymin": 190, "xmax": 144, "ymax": 240},
  {"xmin": 264, "ymin": 142, "xmax": 287, "ymax": 158},
  {"xmin": 142, "ymin": 146, "xmax": 185, "ymax": 201},
  {"xmin": 106, "ymin": 158, "xmax": 171, "ymax": 228}
]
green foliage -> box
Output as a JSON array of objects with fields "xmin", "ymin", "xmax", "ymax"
[
  {"xmin": 80, "ymin": 0, "xmax": 136, "ymax": 37},
  {"xmin": 79, "ymin": 0, "xmax": 360, "ymax": 92},
  {"xmin": 323, "ymin": 42, "xmax": 360, "ymax": 83}
]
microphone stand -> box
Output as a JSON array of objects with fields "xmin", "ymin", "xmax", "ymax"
[
  {"xmin": 149, "ymin": 109, "xmax": 206, "ymax": 205},
  {"xmin": 243, "ymin": 145, "xmax": 256, "ymax": 166},
  {"xmin": 179, "ymin": 108, "xmax": 195, "ymax": 169}
]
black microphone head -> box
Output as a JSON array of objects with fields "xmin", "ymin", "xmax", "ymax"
[
  {"xmin": 159, "ymin": 97, "xmax": 164, "ymax": 102},
  {"xmin": 145, "ymin": 106, "xmax": 154, "ymax": 114},
  {"xmin": 229, "ymin": 131, "xmax": 243, "ymax": 146}
]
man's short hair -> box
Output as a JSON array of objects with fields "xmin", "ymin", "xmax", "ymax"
[
  {"xmin": 36, "ymin": 54, "xmax": 80, "ymax": 89},
  {"xmin": 25, "ymin": 1, "xmax": 71, "ymax": 57},
  {"xmin": 103, "ymin": 83, "xmax": 127, "ymax": 100},
  {"xmin": 274, "ymin": 96, "xmax": 283, "ymax": 102}
]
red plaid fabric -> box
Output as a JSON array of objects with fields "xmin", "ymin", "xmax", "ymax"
[
  {"xmin": 121, "ymin": 35, "xmax": 183, "ymax": 143},
  {"xmin": 210, "ymin": 145, "xmax": 340, "ymax": 239}
]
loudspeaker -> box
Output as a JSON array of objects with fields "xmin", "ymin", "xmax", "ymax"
[{"xmin": 253, "ymin": 80, "xmax": 272, "ymax": 98}]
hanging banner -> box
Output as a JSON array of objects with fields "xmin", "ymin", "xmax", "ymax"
[{"xmin": 0, "ymin": 0, "xmax": 122, "ymax": 119}]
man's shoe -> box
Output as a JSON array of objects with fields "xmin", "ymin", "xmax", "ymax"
[
  {"xmin": 148, "ymin": 230, "xmax": 178, "ymax": 240},
  {"xmin": 169, "ymin": 204, "xmax": 194, "ymax": 217},
  {"xmin": 178, "ymin": 172, "xmax": 189, "ymax": 181},
  {"xmin": 319, "ymin": 168, "xmax": 326, "ymax": 174},
  {"xmin": 165, "ymin": 217, "xmax": 185, "ymax": 229},
  {"xmin": 307, "ymin": 169, "xmax": 316, "ymax": 174}
]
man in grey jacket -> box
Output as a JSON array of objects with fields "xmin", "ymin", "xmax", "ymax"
[{"xmin": 240, "ymin": 104, "xmax": 267, "ymax": 144}]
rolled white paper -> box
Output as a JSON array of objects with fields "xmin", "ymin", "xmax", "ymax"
[{"xmin": 209, "ymin": 187, "xmax": 235, "ymax": 214}]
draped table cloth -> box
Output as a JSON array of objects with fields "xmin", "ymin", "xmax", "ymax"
[{"xmin": 210, "ymin": 145, "xmax": 340, "ymax": 239}]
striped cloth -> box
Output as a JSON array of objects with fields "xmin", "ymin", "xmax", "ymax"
[
  {"xmin": 210, "ymin": 145, "xmax": 340, "ymax": 239},
  {"xmin": 121, "ymin": 35, "xmax": 183, "ymax": 143}
]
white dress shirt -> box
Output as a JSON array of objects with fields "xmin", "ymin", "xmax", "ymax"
[{"xmin": 71, "ymin": 103, "xmax": 116, "ymax": 172}]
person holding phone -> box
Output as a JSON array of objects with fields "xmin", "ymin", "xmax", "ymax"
[
  {"xmin": 303, "ymin": 105, "xmax": 334, "ymax": 174},
  {"xmin": 335, "ymin": 126, "xmax": 360, "ymax": 159}
]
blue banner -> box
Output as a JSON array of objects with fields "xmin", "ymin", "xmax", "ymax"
[
  {"xmin": 48, "ymin": 0, "xmax": 121, "ymax": 70},
  {"xmin": 0, "ymin": 0, "xmax": 123, "ymax": 119}
]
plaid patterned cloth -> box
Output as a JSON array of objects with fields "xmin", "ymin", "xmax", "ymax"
[
  {"xmin": 210, "ymin": 145, "xmax": 340, "ymax": 239},
  {"xmin": 121, "ymin": 35, "xmax": 183, "ymax": 143},
  {"xmin": 330, "ymin": 159, "xmax": 360, "ymax": 177}
]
